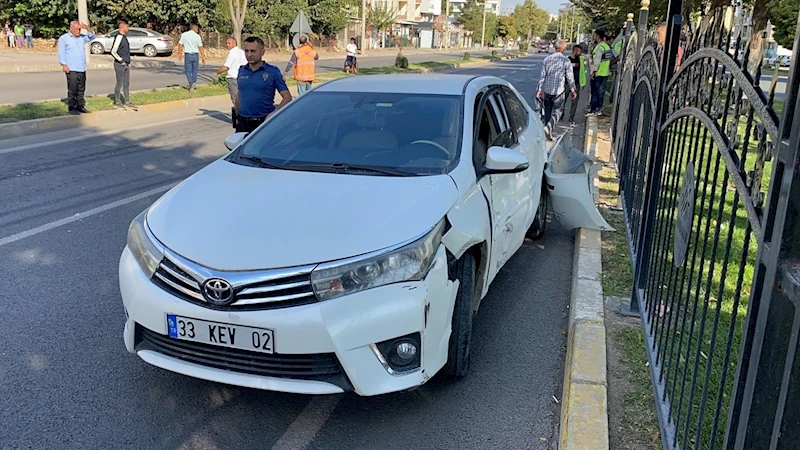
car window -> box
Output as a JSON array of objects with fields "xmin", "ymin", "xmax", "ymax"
[
  {"xmin": 128, "ymin": 30, "xmax": 148, "ymax": 37},
  {"xmin": 235, "ymin": 92, "xmax": 463, "ymax": 176},
  {"xmin": 486, "ymin": 91, "xmax": 516, "ymax": 148},
  {"xmin": 474, "ymin": 94, "xmax": 503, "ymax": 170},
  {"xmin": 501, "ymin": 86, "xmax": 529, "ymax": 135}
]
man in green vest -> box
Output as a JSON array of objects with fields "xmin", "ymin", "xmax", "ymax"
[
  {"xmin": 588, "ymin": 28, "xmax": 612, "ymax": 115},
  {"xmin": 608, "ymin": 31, "xmax": 624, "ymax": 103},
  {"xmin": 568, "ymin": 44, "xmax": 588, "ymax": 124}
]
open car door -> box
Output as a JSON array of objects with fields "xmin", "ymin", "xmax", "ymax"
[{"xmin": 544, "ymin": 133, "xmax": 614, "ymax": 231}]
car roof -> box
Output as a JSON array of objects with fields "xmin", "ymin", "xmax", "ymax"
[{"xmin": 316, "ymin": 74, "xmax": 478, "ymax": 95}]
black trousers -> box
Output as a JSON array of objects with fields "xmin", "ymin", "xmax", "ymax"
[
  {"xmin": 235, "ymin": 116, "xmax": 266, "ymax": 133},
  {"xmin": 542, "ymin": 92, "xmax": 566, "ymax": 130},
  {"xmin": 114, "ymin": 63, "xmax": 130, "ymax": 104},
  {"xmin": 66, "ymin": 71, "xmax": 87, "ymax": 110}
]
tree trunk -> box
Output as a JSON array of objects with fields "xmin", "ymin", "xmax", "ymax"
[{"xmin": 228, "ymin": 0, "xmax": 248, "ymax": 46}]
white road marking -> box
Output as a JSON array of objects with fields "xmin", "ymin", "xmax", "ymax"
[
  {"xmin": 271, "ymin": 396, "xmax": 341, "ymax": 450},
  {"xmin": 0, "ymin": 115, "xmax": 211, "ymax": 156},
  {"xmin": 0, "ymin": 182, "xmax": 178, "ymax": 247}
]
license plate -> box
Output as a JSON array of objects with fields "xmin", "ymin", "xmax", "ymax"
[{"xmin": 166, "ymin": 315, "xmax": 274, "ymax": 354}]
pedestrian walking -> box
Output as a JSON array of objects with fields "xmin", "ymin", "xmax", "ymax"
[
  {"xmin": 567, "ymin": 44, "xmax": 588, "ymax": 124},
  {"xmin": 24, "ymin": 22, "xmax": 33, "ymax": 48},
  {"xmin": 57, "ymin": 21, "xmax": 95, "ymax": 115},
  {"xmin": 283, "ymin": 35, "xmax": 319, "ymax": 96},
  {"xmin": 234, "ymin": 36, "xmax": 292, "ymax": 134},
  {"xmin": 14, "ymin": 21, "xmax": 24, "ymax": 49},
  {"xmin": 111, "ymin": 20, "xmax": 135, "ymax": 110},
  {"xmin": 6, "ymin": 21, "xmax": 15, "ymax": 48},
  {"xmin": 536, "ymin": 39, "xmax": 577, "ymax": 141},
  {"xmin": 588, "ymin": 29, "xmax": 612, "ymax": 115},
  {"xmin": 177, "ymin": 24, "xmax": 206, "ymax": 91},
  {"xmin": 345, "ymin": 38, "xmax": 361, "ymax": 74},
  {"xmin": 214, "ymin": 37, "xmax": 247, "ymax": 105}
]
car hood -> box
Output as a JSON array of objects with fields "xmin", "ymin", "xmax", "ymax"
[{"xmin": 146, "ymin": 160, "xmax": 459, "ymax": 271}]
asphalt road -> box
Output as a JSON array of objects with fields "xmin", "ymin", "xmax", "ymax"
[
  {"xmin": 0, "ymin": 50, "xmax": 491, "ymax": 106},
  {"xmin": 0, "ymin": 55, "xmax": 574, "ymax": 450}
]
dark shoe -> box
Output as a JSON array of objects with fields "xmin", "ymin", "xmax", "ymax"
[
  {"xmin": 544, "ymin": 125, "xmax": 553, "ymax": 141},
  {"xmin": 77, "ymin": 107, "xmax": 90, "ymax": 114},
  {"xmin": 69, "ymin": 109, "xmax": 80, "ymax": 115}
]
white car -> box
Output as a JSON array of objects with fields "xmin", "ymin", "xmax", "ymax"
[
  {"xmin": 767, "ymin": 54, "xmax": 792, "ymax": 67},
  {"xmin": 119, "ymin": 74, "xmax": 609, "ymax": 396}
]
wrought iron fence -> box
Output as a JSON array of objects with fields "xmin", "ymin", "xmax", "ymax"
[{"xmin": 610, "ymin": 0, "xmax": 800, "ymax": 449}]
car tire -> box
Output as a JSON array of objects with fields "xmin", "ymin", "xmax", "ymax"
[
  {"xmin": 527, "ymin": 183, "xmax": 548, "ymax": 240},
  {"xmin": 143, "ymin": 45, "xmax": 157, "ymax": 57},
  {"xmin": 90, "ymin": 43, "xmax": 104, "ymax": 54},
  {"xmin": 443, "ymin": 252, "xmax": 477, "ymax": 378}
]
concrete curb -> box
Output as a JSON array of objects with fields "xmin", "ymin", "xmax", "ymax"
[
  {"xmin": 559, "ymin": 114, "xmax": 610, "ymax": 450},
  {"xmin": 0, "ymin": 95, "xmax": 230, "ymax": 140}
]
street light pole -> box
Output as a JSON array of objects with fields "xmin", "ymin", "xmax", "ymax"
[
  {"xmin": 77, "ymin": 0, "xmax": 90, "ymax": 63},
  {"xmin": 480, "ymin": 4, "xmax": 487, "ymax": 48},
  {"xmin": 361, "ymin": 0, "xmax": 367, "ymax": 55}
]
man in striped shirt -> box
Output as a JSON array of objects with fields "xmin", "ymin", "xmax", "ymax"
[{"xmin": 536, "ymin": 39, "xmax": 577, "ymax": 140}]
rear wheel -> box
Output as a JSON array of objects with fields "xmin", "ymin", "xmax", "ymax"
[
  {"xmin": 443, "ymin": 252, "xmax": 477, "ymax": 378},
  {"xmin": 143, "ymin": 45, "xmax": 157, "ymax": 57},
  {"xmin": 527, "ymin": 182, "xmax": 548, "ymax": 240}
]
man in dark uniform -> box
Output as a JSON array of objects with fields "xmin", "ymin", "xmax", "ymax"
[{"xmin": 234, "ymin": 36, "xmax": 292, "ymax": 134}]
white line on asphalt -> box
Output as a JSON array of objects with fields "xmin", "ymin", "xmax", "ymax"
[
  {"xmin": 271, "ymin": 396, "xmax": 341, "ymax": 450},
  {"xmin": 0, "ymin": 182, "xmax": 177, "ymax": 247},
  {"xmin": 0, "ymin": 115, "xmax": 210, "ymax": 155}
]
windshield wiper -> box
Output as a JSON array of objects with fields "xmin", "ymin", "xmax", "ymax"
[
  {"xmin": 238, "ymin": 155, "xmax": 281, "ymax": 169},
  {"xmin": 284, "ymin": 162, "xmax": 413, "ymax": 177}
]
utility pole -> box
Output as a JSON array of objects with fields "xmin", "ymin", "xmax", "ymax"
[
  {"xmin": 77, "ymin": 0, "xmax": 90, "ymax": 63},
  {"xmin": 445, "ymin": 0, "xmax": 451, "ymax": 49},
  {"xmin": 480, "ymin": 3, "xmax": 487, "ymax": 48},
  {"xmin": 361, "ymin": 0, "xmax": 367, "ymax": 54}
]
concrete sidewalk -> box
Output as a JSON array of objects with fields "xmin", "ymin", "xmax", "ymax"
[{"xmin": 0, "ymin": 47, "xmax": 497, "ymax": 73}]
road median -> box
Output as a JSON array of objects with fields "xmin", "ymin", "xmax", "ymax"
[
  {"xmin": 559, "ymin": 115, "xmax": 611, "ymax": 450},
  {"xmin": 0, "ymin": 55, "xmax": 517, "ymax": 140}
]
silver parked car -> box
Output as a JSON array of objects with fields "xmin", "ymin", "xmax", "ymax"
[{"xmin": 89, "ymin": 27, "xmax": 174, "ymax": 57}]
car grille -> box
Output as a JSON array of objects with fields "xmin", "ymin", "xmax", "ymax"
[
  {"xmin": 135, "ymin": 325, "xmax": 352, "ymax": 390},
  {"xmin": 151, "ymin": 253, "xmax": 318, "ymax": 311}
]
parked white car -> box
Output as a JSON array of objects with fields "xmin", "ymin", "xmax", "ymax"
[
  {"xmin": 767, "ymin": 54, "xmax": 791, "ymax": 67},
  {"xmin": 119, "ymin": 74, "xmax": 609, "ymax": 396}
]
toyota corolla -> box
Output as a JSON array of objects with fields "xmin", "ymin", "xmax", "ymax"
[{"xmin": 119, "ymin": 74, "xmax": 609, "ymax": 396}]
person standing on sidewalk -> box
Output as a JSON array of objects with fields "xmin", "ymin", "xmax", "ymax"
[
  {"xmin": 24, "ymin": 22, "xmax": 33, "ymax": 48},
  {"xmin": 234, "ymin": 36, "xmax": 292, "ymax": 133},
  {"xmin": 177, "ymin": 24, "xmax": 206, "ymax": 91},
  {"xmin": 6, "ymin": 21, "xmax": 15, "ymax": 48},
  {"xmin": 14, "ymin": 21, "xmax": 24, "ymax": 49},
  {"xmin": 58, "ymin": 21, "xmax": 95, "ymax": 115},
  {"xmin": 588, "ymin": 29, "xmax": 612, "ymax": 115},
  {"xmin": 283, "ymin": 35, "xmax": 319, "ymax": 96},
  {"xmin": 567, "ymin": 44, "xmax": 588, "ymax": 125},
  {"xmin": 345, "ymin": 38, "xmax": 360, "ymax": 74},
  {"xmin": 214, "ymin": 37, "xmax": 247, "ymax": 105},
  {"xmin": 111, "ymin": 20, "xmax": 135, "ymax": 110},
  {"xmin": 536, "ymin": 39, "xmax": 577, "ymax": 141}
]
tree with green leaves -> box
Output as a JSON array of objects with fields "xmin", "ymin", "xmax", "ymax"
[
  {"xmin": 512, "ymin": 0, "xmax": 549, "ymax": 42},
  {"xmin": 368, "ymin": 1, "xmax": 396, "ymax": 46},
  {"xmin": 496, "ymin": 15, "xmax": 517, "ymax": 40},
  {"xmin": 768, "ymin": 0, "xmax": 800, "ymax": 48},
  {"xmin": 457, "ymin": 0, "xmax": 497, "ymax": 46}
]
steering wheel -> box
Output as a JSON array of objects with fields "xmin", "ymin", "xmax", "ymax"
[{"xmin": 410, "ymin": 140, "xmax": 450, "ymax": 158}]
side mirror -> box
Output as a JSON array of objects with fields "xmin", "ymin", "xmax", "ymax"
[
  {"xmin": 482, "ymin": 146, "xmax": 530, "ymax": 175},
  {"xmin": 224, "ymin": 132, "xmax": 248, "ymax": 151}
]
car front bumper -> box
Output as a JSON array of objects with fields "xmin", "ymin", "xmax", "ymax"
[{"xmin": 119, "ymin": 245, "xmax": 458, "ymax": 396}]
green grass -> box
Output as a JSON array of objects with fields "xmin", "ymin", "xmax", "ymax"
[
  {"xmin": 617, "ymin": 327, "xmax": 663, "ymax": 450},
  {"xmin": 0, "ymin": 60, "xmax": 477, "ymax": 123}
]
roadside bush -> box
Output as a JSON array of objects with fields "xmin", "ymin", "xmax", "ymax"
[
  {"xmin": 519, "ymin": 42, "xmax": 528, "ymax": 52},
  {"xmin": 491, "ymin": 50, "xmax": 499, "ymax": 57},
  {"xmin": 395, "ymin": 54, "xmax": 409, "ymax": 69},
  {"xmin": 463, "ymin": 52, "xmax": 471, "ymax": 60}
]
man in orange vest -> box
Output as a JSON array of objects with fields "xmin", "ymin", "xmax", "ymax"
[{"xmin": 284, "ymin": 35, "xmax": 319, "ymax": 96}]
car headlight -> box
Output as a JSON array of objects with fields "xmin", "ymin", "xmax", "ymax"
[
  {"xmin": 311, "ymin": 221, "xmax": 444, "ymax": 301},
  {"xmin": 127, "ymin": 210, "xmax": 164, "ymax": 278}
]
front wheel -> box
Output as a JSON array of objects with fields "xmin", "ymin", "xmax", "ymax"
[
  {"xmin": 143, "ymin": 45, "xmax": 157, "ymax": 57},
  {"xmin": 90, "ymin": 42, "xmax": 104, "ymax": 54},
  {"xmin": 443, "ymin": 252, "xmax": 477, "ymax": 378},
  {"xmin": 527, "ymin": 182, "xmax": 548, "ymax": 240}
]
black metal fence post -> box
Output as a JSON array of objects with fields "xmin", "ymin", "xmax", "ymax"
[
  {"xmin": 611, "ymin": 14, "xmax": 635, "ymax": 150},
  {"xmin": 723, "ymin": 10, "xmax": 800, "ymax": 450},
  {"xmin": 628, "ymin": 0, "xmax": 683, "ymax": 316}
]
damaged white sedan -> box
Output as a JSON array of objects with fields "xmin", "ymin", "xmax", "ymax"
[{"xmin": 119, "ymin": 74, "xmax": 609, "ymax": 396}]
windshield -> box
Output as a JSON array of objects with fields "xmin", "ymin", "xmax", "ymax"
[{"xmin": 233, "ymin": 92, "xmax": 463, "ymax": 176}]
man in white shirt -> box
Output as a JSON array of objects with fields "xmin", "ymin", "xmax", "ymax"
[
  {"xmin": 215, "ymin": 37, "xmax": 247, "ymax": 105},
  {"xmin": 345, "ymin": 38, "xmax": 361, "ymax": 74},
  {"xmin": 177, "ymin": 24, "xmax": 206, "ymax": 91}
]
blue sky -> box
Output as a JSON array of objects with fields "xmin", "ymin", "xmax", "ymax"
[{"xmin": 503, "ymin": 0, "xmax": 564, "ymax": 14}]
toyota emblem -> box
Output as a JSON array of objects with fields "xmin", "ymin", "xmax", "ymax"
[{"xmin": 202, "ymin": 278, "xmax": 234, "ymax": 305}]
